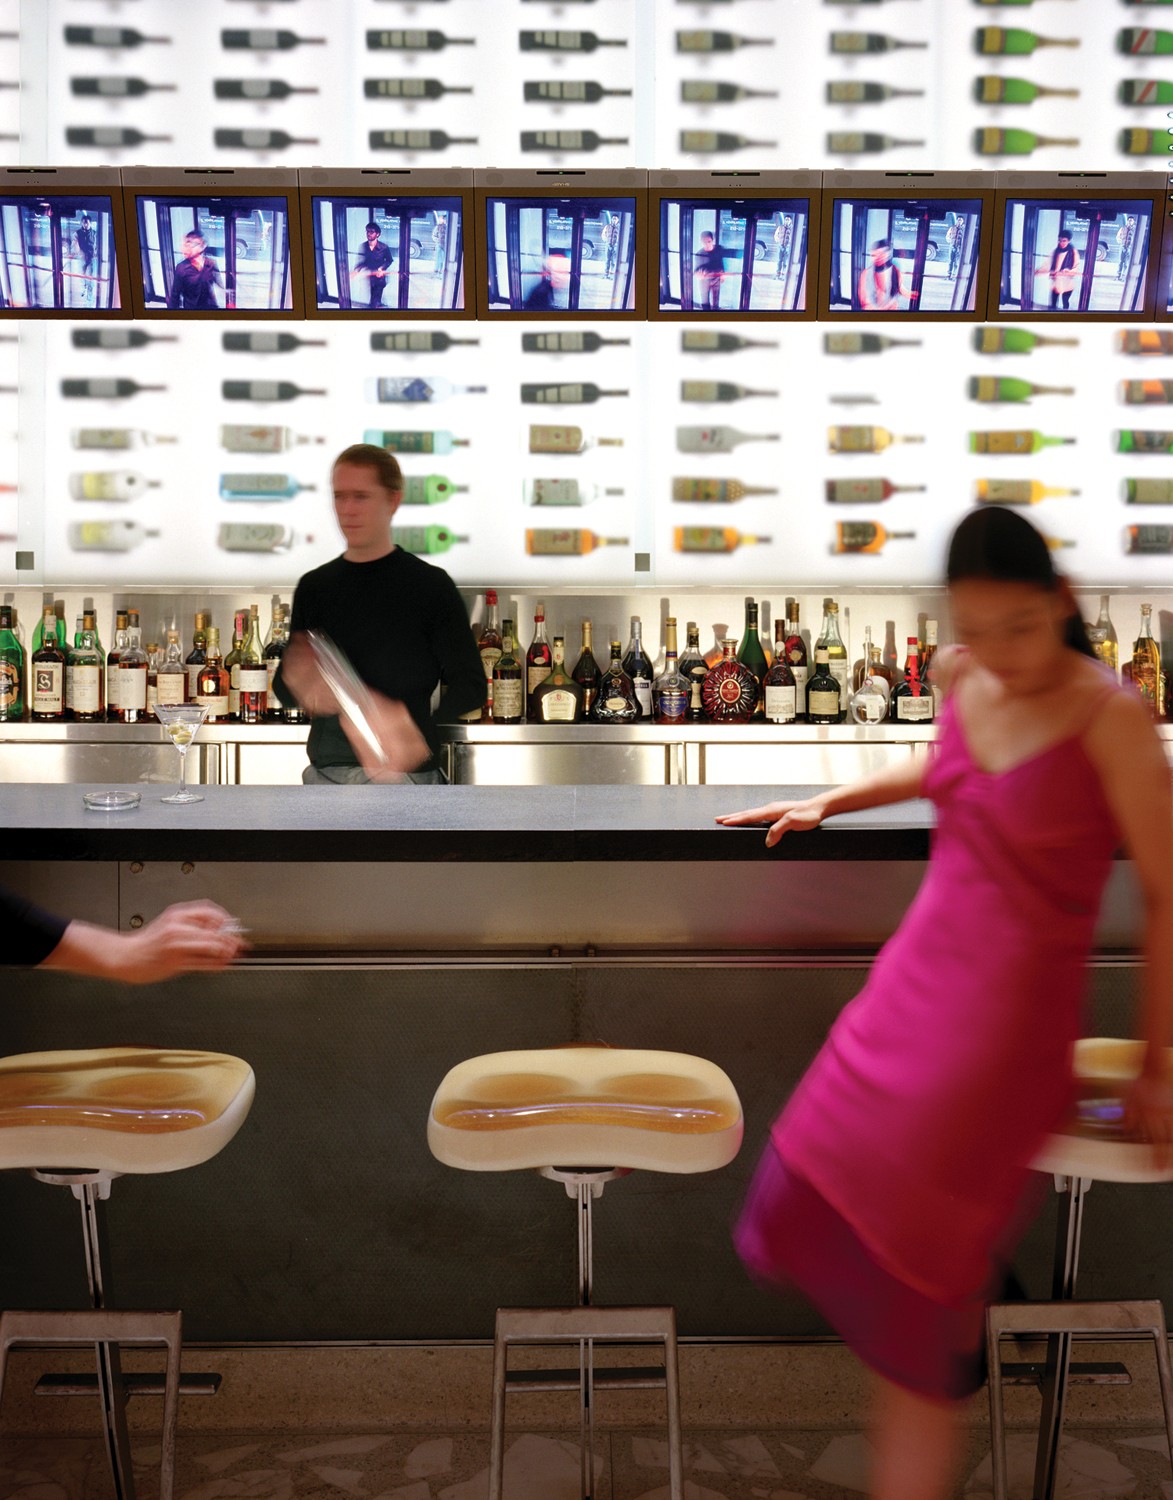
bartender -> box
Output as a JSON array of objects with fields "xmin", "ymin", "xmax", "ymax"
[{"xmin": 273, "ymin": 444, "xmax": 485, "ymax": 784}]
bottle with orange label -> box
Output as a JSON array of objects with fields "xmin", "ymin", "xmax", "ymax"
[
  {"xmin": 833, "ymin": 521, "xmax": 916, "ymax": 555},
  {"xmin": 674, "ymin": 526, "xmax": 772, "ymax": 553}
]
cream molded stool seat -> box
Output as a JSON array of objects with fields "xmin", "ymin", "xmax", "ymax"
[
  {"xmin": 986, "ymin": 1038, "xmax": 1173, "ymax": 1500},
  {"xmin": 429, "ymin": 1046, "xmax": 744, "ymax": 1500},
  {"xmin": 0, "ymin": 1046, "xmax": 256, "ymax": 1500}
]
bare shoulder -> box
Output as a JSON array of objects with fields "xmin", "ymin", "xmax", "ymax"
[{"xmin": 1082, "ymin": 681, "xmax": 1168, "ymax": 778}]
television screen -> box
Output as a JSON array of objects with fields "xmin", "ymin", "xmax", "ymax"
[
  {"xmin": 484, "ymin": 195, "xmax": 637, "ymax": 312},
  {"xmin": 310, "ymin": 196, "xmax": 463, "ymax": 311},
  {"xmin": 658, "ymin": 197, "xmax": 810, "ymax": 313},
  {"xmin": 998, "ymin": 197, "xmax": 1153, "ymax": 316},
  {"xmin": 132, "ymin": 193, "xmax": 294, "ymax": 312},
  {"xmin": 0, "ymin": 195, "xmax": 121, "ymax": 311},
  {"xmin": 828, "ymin": 196, "xmax": 984, "ymax": 314}
]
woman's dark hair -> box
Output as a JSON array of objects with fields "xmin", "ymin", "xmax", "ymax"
[
  {"xmin": 946, "ymin": 507, "xmax": 1096, "ymax": 659},
  {"xmin": 332, "ymin": 443, "xmax": 403, "ymax": 496}
]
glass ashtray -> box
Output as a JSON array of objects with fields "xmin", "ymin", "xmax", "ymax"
[{"xmin": 83, "ymin": 790, "xmax": 142, "ymax": 813}]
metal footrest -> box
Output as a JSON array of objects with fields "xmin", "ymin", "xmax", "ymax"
[
  {"xmin": 506, "ymin": 1364, "xmax": 667, "ymax": 1393},
  {"xmin": 35, "ymin": 1370, "xmax": 221, "ymax": 1397},
  {"xmin": 999, "ymin": 1360, "xmax": 1131, "ymax": 1387}
]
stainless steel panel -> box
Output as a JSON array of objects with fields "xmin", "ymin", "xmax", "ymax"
[
  {"xmin": 0, "ymin": 861, "xmax": 119, "ymax": 929},
  {"xmin": 700, "ymin": 738, "xmax": 914, "ymax": 786},
  {"xmin": 233, "ymin": 741, "xmax": 312, "ymax": 787},
  {"xmin": 0, "ymin": 740, "xmax": 218, "ymax": 786},
  {"xmin": 453, "ymin": 741, "xmax": 674, "ymax": 786}
]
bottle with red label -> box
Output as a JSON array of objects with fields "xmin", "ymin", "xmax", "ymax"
[{"xmin": 702, "ymin": 639, "xmax": 758, "ymax": 724}]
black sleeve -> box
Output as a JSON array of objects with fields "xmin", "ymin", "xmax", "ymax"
[
  {"xmin": 0, "ymin": 885, "xmax": 68, "ymax": 967},
  {"xmin": 271, "ymin": 578, "xmax": 309, "ymax": 709},
  {"xmin": 428, "ymin": 574, "xmax": 487, "ymax": 723}
]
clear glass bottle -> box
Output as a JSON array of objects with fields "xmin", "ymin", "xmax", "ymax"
[
  {"xmin": 238, "ymin": 605, "xmax": 267, "ymax": 724},
  {"xmin": 156, "ymin": 630, "xmax": 187, "ymax": 711},
  {"xmin": 737, "ymin": 599, "xmax": 769, "ymax": 719},
  {"xmin": 571, "ymin": 620, "xmax": 602, "ymax": 719},
  {"xmin": 532, "ymin": 635, "xmax": 584, "ymax": 724},
  {"xmin": 816, "ymin": 601, "xmax": 850, "ymax": 701},
  {"xmin": 105, "ymin": 610, "xmax": 127, "ymax": 721},
  {"xmin": 1088, "ymin": 595, "xmax": 1119, "ymax": 678},
  {"xmin": 1132, "ymin": 604, "xmax": 1163, "ymax": 719},
  {"xmin": 491, "ymin": 623, "xmax": 524, "ymax": 725},
  {"xmin": 592, "ymin": 641, "xmax": 639, "ymax": 724},
  {"xmin": 66, "ymin": 610, "xmax": 104, "ymax": 722},
  {"xmin": 653, "ymin": 618, "xmax": 689, "ymax": 726},
  {"xmin": 112, "ymin": 609, "xmax": 148, "ymax": 724},
  {"xmin": 890, "ymin": 636, "xmax": 935, "ymax": 723},
  {"xmin": 525, "ymin": 601, "xmax": 552, "ymax": 721},
  {"xmin": 145, "ymin": 641, "xmax": 161, "ymax": 717},
  {"xmin": 623, "ymin": 616, "xmax": 654, "ymax": 719},
  {"xmin": 678, "ymin": 621, "xmax": 709, "ymax": 723},
  {"xmin": 850, "ymin": 664, "xmax": 888, "ymax": 725},
  {"xmin": 702, "ymin": 639, "xmax": 758, "ymax": 724},
  {"xmin": 806, "ymin": 648, "xmax": 844, "ymax": 725}
]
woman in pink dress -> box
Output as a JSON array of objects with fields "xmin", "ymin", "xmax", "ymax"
[{"xmin": 718, "ymin": 508, "xmax": 1173, "ymax": 1500}]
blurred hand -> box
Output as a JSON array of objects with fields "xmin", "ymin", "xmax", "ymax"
[
  {"xmin": 279, "ymin": 633, "xmax": 340, "ymax": 717},
  {"xmin": 1122, "ymin": 1072, "xmax": 1173, "ymax": 1170},
  {"xmin": 114, "ymin": 902, "xmax": 247, "ymax": 984},
  {"xmin": 340, "ymin": 689, "xmax": 430, "ymax": 781},
  {"xmin": 715, "ymin": 799, "xmax": 826, "ymax": 849}
]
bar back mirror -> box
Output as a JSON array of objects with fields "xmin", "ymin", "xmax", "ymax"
[{"xmin": 0, "ymin": 168, "xmax": 129, "ymax": 318}]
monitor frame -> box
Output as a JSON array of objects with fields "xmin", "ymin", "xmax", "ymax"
[
  {"xmin": 648, "ymin": 170, "xmax": 822, "ymax": 323},
  {"xmin": 298, "ymin": 168, "xmax": 476, "ymax": 321},
  {"xmin": 819, "ymin": 171, "xmax": 995, "ymax": 324},
  {"xmin": 120, "ymin": 167, "xmax": 304, "ymax": 321},
  {"xmin": 0, "ymin": 167, "xmax": 132, "ymax": 320},
  {"xmin": 473, "ymin": 168, "xmax": 648, "ymax": 321},
  {"xmin": 989, "ymin": 172, "xmax": 1162, "ymax": 324},
  {"xmin": 1150, "ymin": 174, "xmax": 1173, "ymax": 324}
]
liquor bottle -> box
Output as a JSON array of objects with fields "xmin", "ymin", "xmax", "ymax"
[
  {"xmin": 1087, "ymin": 596, "xmax": 1119, "ymax": 677},
  {"xmin": 72, "ymin": 429, "xmax": 178, "ymax": 450},
  {"xmin": 525, "ymin": 529, "xmax": 628, "ymax": 555},
  {"xmin": 1128, "ymin": 479, "xmax": 1173, "ymax": 504},
  {"xmin": 223, "ymin": 381, "xmax": 327, "ymax": 402},
  {"xmin": 30, "ymin": 608, "xmax": 66, "ymax": 723},
  {"xmin": 1118, "ymin": 430, "xmax": 1173, "ymax": 455},
  {"xmin": 31, "ymin": 599, "xmax": 66, "ymax": 655},
  {"xmin": 852, "ymin": 624, "xmax": 883, "ymax": 694},
  {"xmin": 780, "ymin": 609, "xmax": 809, "ymax": 716},
  {"xmin": 824, "ymin": 332, "xmax": 922, "ymax": 356},
  {"xmin": 521, "ymin": 383, "xmax": 628, "ymax": 405},
  {"xmin": 1119, "ymin": 128, "xmax": 1173, "ymax": 155},
  {"xmin": 392, "ymin": 525, "xmax": 468, "ymax": 554},
  {"xmin": 1120, "ymin": 331, "xmax": 1173, "ymax": 356},
  {"xmin": 976, "ymin": 478, "xmax": 1079, "ymax": 504},
  {"xmin": 222, "ymin": 29, "xmax": 327, "ymax": 50},
  {"xmin": 71, "ymin": 328, "xmax": 179, "ymax": 350},
  {"xmin": 533, "ymin": 636, "xmax": 585, "ymax": 724},
  {"xmin": 762, "ymin": 625, "xmax": 797, "ymax": 724},
  {"xmin": 64, "ymin": 26, "xmax": 172, "ymax": 48},
  {"xmin": 186, "ymin": 613, "xmax": 209, "ymax": 703},
  {"xmin": 520, "ymin": 31, "xmax": 626, "ymax": 52},
  {"xmin": 830, "ymin": 31, "xmax": 928, "ymax": 52},
  {"xmin": 674, "ymin": 526, "xmax": 772, "ymax": 552},
  {"xmin": 61, "ymin": 378, "xmax": 167, "ymax": 399},
  {"xmin": 524, "ymin": 602, "xmax": 553, "ymax": 720},
  {"xmin": 215, "ymin": 78, "xmax": 320, "ymax": 100},
  {"xmin": 676, "ymin": 425, "xmax": 780, "ymax": 453},
  {"xmin": 652, "ymin": 619, "xmax": 689, "ymax": 727},
  {"xmin": 366, "ymin": 377, "xmax": 487, "ymax": 403},
  {"xmin": 112, "ymin": 610, "xmax": 148, "ymax": 724},
  {"xmin": 67, "ymin": 126, "xmax": 174, "ymax": 148},
  {"xmin": 702, "ymin": 640, "xmax": 758, "ymax": 724},
  {"xmin": 69, "ymin": 521, "xmax": 161, "ymax": 551},
  {"xmin": 681, "ymin": 380, "xmax": 778, "ymax": 403},
  {"xmin": 522, "ymin": 130, "xmax": 630, "ymax": 151},
  {"xmin": 225, "ymin": 609, "xmax": 247, "ymax": 721},
  {"xmin": 214, "ymin": 129, "xmax": 320, "ymax": 150},
  {"xmin": 1123, "ymin": 380, "xmax": 1173, "ymax": 406},
  {"xmin": 237, "ymin": 607, "xmax": 267, "ymax": 724},
  {"xmin": 155, "ymin": 631, "xmax": 187, "ymax": 713},
  {"xmin": 467, "ymin": 591, "xmax": 503, "ymax": 723},
  {"xmin": 921, "ymin": 620, "xmax": 940, "ymax": 708},
  {"xmin": 400, "ymin": 474, "xmax": 467, "ymax": 506},
  {"xmin": 525, "ymin": 478, "xmax": 624, "ymax": 506},
  {"xmin": 365, "ymin": 78, "xmax": 474, "ymax": 99},
  {"xmin": 973, "ymin": 328, "xmax": 1079, "ymax": 355},
  {"xmin": 486, "ymin": 621, "xmax": 520, "ymax": 725},
  {"xmin": 827, "ymin": 132, "xmax": 927, "ymax": 153},
  {"xmin": 672, "ymin": 477, "xmax": 777, "ymax": 502},
  {"xmin": 834, "ymin": 521, "xmax": 916, "ymax": 554},
  {"xmin": 736, "ymin": 599, "xmax": 768, "ymax": 718},
  {"xmin": 828, "ymin": 425, "xmax": 924, "ymax": 453},
  {"xmin": 1126, "ymin": 525, "xmax": 1173, "ymax": 553},
  {"xmin": 592, "ymin": 642, "xmax": 638, "ymax": 724},
  {"xmin": 0, "ymin": 605, "xmax": 23, "ymax": 722},
  {"xmin": 196, "ymin": 626, "xmax": 230, "ymax": 723},
  {"xmin": 681, "ymin": 131, "xmax": 780, "ymax": 152},
  {"xmin": 529, "ymin": 425, "xmax": 623, "ymax": 454},
  {"xmin": 522, "ymin": 332, "xmax": 632, "ymax": 354},
  {"xmin": 850, "ymin": 664, "xmax": 889, "ymax": 725},
  {"xmin": 973, "ymin": 75, "xmax": 1080, "ymax": 105},
  {"xmin": 364, "ymin": 429, "xmax": 470, "ymax": 456},
  {"xmin": 975, "ymin": 28, "xmax": 1079, "ymax": 54},
  {"xmin": 219, "ymin": 525, "xmax": 298, "ymax": 555},
  {"xmin": 221, "ymin": 425, "xmax": 324, "ymax": 453},
  {"xmin": 681, "ymin": 81, "xmax": 779, "ymax": 103},
  {"xmin": 570, "ymin": 621, "xmax": 601, "ymax": 719},
  {"xmin": 1119, "ymin": 79, "xmax": 1173, "ymax": 105},
  {"xmin": 681, "ymin": 331, "xmax": 778, "ymax": 354},
  {"xmin": 969, "ymin": 429, "xmax": 1074, "ymax": 455},
  {"xmin": 370, "ymin": 332, "xmax": 479, "ymax": 354},
  {"xmin": 223, "ymin": 332, "xmax": 328, "ymax": 355},
  {"xmin": 825, "ymin": 477, "xmax": 926, "ymax": 504},
  {"xmin": 262, "ymin": 602, "xmax": 284, "ymax": 719},
  {"xmin": 678, "ymin": 623, "xmax": 709, "ymax": 723},
  {"xmin": 219, "ymin": 473, "xmax": 315, "ymax": 502},
  {"xmin": 69, "ymin": 470, "xmax": 161, "ymax": 502},
  {"xmin": 1131, "ymin": 604, "xmax": 1163, "ymax": 718},
  {"xmin": 968, "ymin": 377, "xmax": 1074, "ymax": 403},
  {"xmin": 1118, "ymin": 29, "xmax": 1173, "ymax": 54},
  {"xmin": 66, "ymin": 611, "xmax": 104, "ymax": 722},
  {"xmin": 826, "ymin": 81, "xmax": 925, "ymax": 103},
  {"xmin": 622, "ymin": 616, "xmax": 654, "ymax": 718},
  {"xmin": 369, "ymin": 129, "xmax": 480, "ymax": 151},
  {"xmin": 677, "ymin": 31, "xmax": 773, "ymax": 51},
  {"xmin": 973, "ymin": 127, "xmax": 1080, "ymax": 154},
  {"xmin": 890, "ymin": 637, "xmax": 934, "ymax": 723},
  {"xmin": 815, "ymin": 602, "xmax": 850, "ymax": 701},
  {"xmin": 367, "ymin": 30, "xmax": 475, "ymax": 51},
  {"xmin": 806, "ymin": 650, "xmax": 844, "ymax": 725}
]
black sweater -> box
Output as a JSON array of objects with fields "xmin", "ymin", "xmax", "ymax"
[
  {"xmin": 273, "ymin": 548, "xmax": 485, "ymax": 770},
  {"xmin": 2, "ymin": 886, "xmax": 68, "ymax": 966}
]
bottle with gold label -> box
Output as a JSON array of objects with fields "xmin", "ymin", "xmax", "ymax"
[
  {"xmin": 969, "ymin": 429, "xmax": 1074, "ymax": 455},
  {"xmin": 491, "ymin": 625, "xmax": 524, "ymax": 725},
  {"xmin": 526, "ymin": 529, "xmax": 628, "ymax": 556},
  {"xmin": 196, "ymin": 627, "xmax": 230, "ymax": 724},
  {"xmin": 571, "ymin": 621, "xmax": 601, "ymax": 719},
  {"xmin": 1127, "ymin": 478, "xmax": 1173, "ymax": 504},
  {"xmin": 112, "ymin": 610, "xmax": 148, "ymax": 724},
  {"xmin": 674, "ymin": 526, "xmax": 772, "ymax": 553},
  {"xmin": 828, "ymin": 425, "xmax": 924, "ymax": 454},
  {"xmin": 652, "ymin": 619, "xmax": 689, "ymax": 727},
  {"xmin": 591, "ymin": 642, "xmax": 638, "ymax": 724},
  {"xmin": 31, "ymin": 607, "xmax": 66, "ymax": 722},
  {"xmin": 834, "ymin": 521, "xmax": 916, "ymax": 555},
  {"xmin": 968, "ymin": 376, "xmax": 1075, "ymax": 403},
  {"xmin": 972, "ymin": 75, "xmax": 1080, "ymax": 104},
  {"xmin": 976, "ymin": 479, "xmax": 1079, "ymax": 505},
  {"xmin": 672, "ymin": 477, "xmax": 777, "ymax": 503},
  {"xmin": 67, "ymin": 611, "xmax": 104, "ymax": 722},
  {"xmin": 1087, "ymin": 597, "xmax": 1119, "ymax": 678},
  {"xmin": 528, "ymin": 425, "xmax": 623, "ymax": 455},
  {"xmin": 1131, "ymin": 604, "xmax": 1163, "ymax": 718},
  {"xmin": 763, "ymin": 622, "xmax": 797, "ymax": 724},
  {"xmin": 806, "ymin": 649, "xmax": 844, "ymax": 726},
  {"xmin": 532, "ymin": 636, "xmax": 583, "ymax": 724},
  {"xmin": 972, "ymin": 327, "xmax": 1079, "ymax": 354},
  {"xmin": 702, "ymin": 640, "xmax": 758, "ymax": 725}
]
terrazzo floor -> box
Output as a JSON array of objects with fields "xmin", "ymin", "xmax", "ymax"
[{"xmin": 2, "ymin": 1426, "xmax": 1173, "ymax": 1500}]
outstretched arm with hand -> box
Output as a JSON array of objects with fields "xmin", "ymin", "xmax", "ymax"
[
  {"xmin": 716, "ymin": 756, "xmax": 927, "ymax": 849},
  {"xmin": 40, "ymin": 901, "xmax": 246, "ymax": 984}
]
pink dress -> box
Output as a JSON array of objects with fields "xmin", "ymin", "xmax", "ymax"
[{"xmin": 735, "ymin": 687, "xmax": 1122, "ymax": 1399}]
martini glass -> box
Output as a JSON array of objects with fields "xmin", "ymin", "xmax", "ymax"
[{"xmin": 155, "ymin": 703, "xmax": 208, "ymax": 804}]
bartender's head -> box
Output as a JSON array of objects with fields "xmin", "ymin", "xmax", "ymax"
[{"xmin": 332, "ymin": 443, "xmax": 403, "ymax": 562}]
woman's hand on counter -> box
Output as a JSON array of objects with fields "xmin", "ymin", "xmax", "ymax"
[
  {"xmin": 715, "ymin": 798, "xmax": 827, "ymax": 848},
  {"xmin": 341, "ymin": 690, "xmax": 430, "ymax": 781},
  {"xmin": 43, "ymin": 901, "xmax": 247, "ymax": 984}
]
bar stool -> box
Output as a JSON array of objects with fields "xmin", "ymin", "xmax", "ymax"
[
  {"xmin": 986, "ymin": 1037, "xmax": 1173, "ymax": 1500},
  {"xmin": 0, "ymin": 1046, "xmax": 256, "ymax": 1500},
  {"xmin": 428, "ymin": 1045, "xmax": 744, "ymax": 1500}
]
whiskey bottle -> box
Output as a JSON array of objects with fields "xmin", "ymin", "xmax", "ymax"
[
  {"xmin": 491, "ymin": 625, "xmax": 524, "ymax": 724},
  {"xmin": 969, "ymin": 428, "xmax": 1074, "ymax": 454},
  {"xmin": 827, "ymin": 132, "xmax": 927, "ymax": 153},
  {"xmin": 522, "ymin": 332, "xmax": 631, "ymax": 353},
  {"xmin": 678, "ymin": 622, "xmax": 709, "ymax": 723},
  {"xmin": 652, "ymin": 619, "xmax": 689, "ymax": 727},
  {"xmin": 525, "ymin": 529, "xmax": 628, "ymax": 555},
  {"xmin": 366, "ymin": 377, "xmax": 486, "ymax": 403},
  {"xmin": 571, "ymin": 621, "xmax": 601, "ymax": 718},
  {"xmin": 371, "ymin": 331, "xmax": 479, "ymax": 353},
  {"xmin": 155, "ymin": 631, "xmax": 187, "ymax": 713},
  {"xmin": 824, "ymin": 332, "xmax": 922, "ymax": 355},
  {"xmin": 825, "ymin": 477, "xmax": 926, "ymax": 503},
  {"xmin": 676, "ymin": 31, "xmax": 773, "ymax": 51},
  {"xmin": 0, "ymin": 606, "xmax": 22, "ymax": 722},
  {"xmin": 223, "ymin": 381, "xmax": 327, "ymax": 402},
  {"xmin": 1118, "ymin": 80, "xmax": 1173, "ymax": 105},
  {"xmin": 828, "ymin": 425, "xmax": 924, "ymax": 453},
  {"xmin": 676, "ymin": 425, "xmax": 779, "ymax": 453},
  {"xmin": 370, "ymin": 130, "xmax": 479, "ymax": 150},
  {"xmin": 592, "ymin": 642, "xmax": 638, "ymax": 724},
  {"xmin": 781, "ymin": 609, "xmax": 809, "ymax": 715},
  {"xmin": 520, "ymin": 31, "xmax": 626, "ymax": 51},
  {"xmin": 1087, "ymin": 596, "xmax": 1119, "ymax": 677},
  {"xmin": 67, "ymin": 612, "xmax": 104, "ymax": 722},
  {"xmin": 763, "ymin": 624, "xmax": 797, "ymax": 724},
  {"xmin": 69, "ymin": 470, "xmax": 161, "ymax": 501},
  {"xmin": 533, "ymin": 636, "xmax": 584, "ymax": 724},
  {"xmin": 968, "ymin": 376, "xmax": 1074, "ymax": 403},
  {"xmin": 737, "ymin": 599, "xmax": 768, "ymax": 718},
  {"xmin": 31, "ymin": 607, "xmax": 66, "ymax": 722},
  {"xmin": 216, "ymin": 78, "xmax": 320, "ymax": 99},
  {"xmin": 620, "ymin": 616, "xmax": 653, "ymax": 719},
  {"xmin": 71, "ymin": 328, "xmax": 178, "ymax": 350},
  {"xmin": 523, "ymin": 80, "xmax": 632, "ymax": 102},
  {"xmin": 366, "ymin": 30, "xmax": 474, "ymax": 51},
  {"xmin": 681, "ymin": 380, "xmax": 778, "ymax": 403},
  {"xmin": 525, "ymin": 478, "xmax": 624, "ymax": 506},
  {"xmin": 830, "ymin": 32, "xmax": 928, "ymax": 53},
  {"xmin": 806, "ymin": 649, "xmax": 844, "ymax": 725},
  {"xmin": 673, "ymin": 477, "xmax": 777, "ymax": 502},
  {"xmin": 221, "ymin": 30, "xmax": 325, "ymax": 51},
  {"xmin": 66, "ymin": 127, "xmax": 174, "ymax": 148},
  {"xmin": 1119, "ymin": 331, "xmax": 1173, "ymax": 356},
  {"xmin": 525, "ymin": 602, "xmax": 553, "ymax": 720},
  {"xmin": 702, "ymin": 640, "xmax": 758, "ymax": 724},
  {"xmin": 236, "ymin": 606, "xmax": 266, "ymax": 724},
  {"xmin": 1123, "ymin": 380, "xmax": 1173, "ymax": 405},
  {"xmin": 681, "ymin": 131, "xmax": 779, "ymax": 152},
  {"xmin": 973, "ymin": 127, "xmax": 1079, "ymax": 154},
  {"xmin": 1126, "ymin": 526, "xmax": 1173, "ymax": 554},
  {"xmin": 681, "ymin": 81, "xmax": 779, "ymax": 103},
  {"xmin": 826, "ymin": 81, "xmax": 925, "ymax": 103},
  {"xmin": 890, "ymin": 636, "xmax": 934, "ymax": 723},
  {"xmin": 1119, "ymin": 127, "xmax": 1173, "ymax": 154},
  {"xmin": 224, "ymin": 332, "xmax": 328, "ymax": 354},
  {"xmin": 364, "ymin": 428, "xmax": 469, "ymax": 455},
  {"xmin": 1117, "ymin": 430, "xmax": 1173, "ymax": 454},
  {"xmin": 975, "ymin": 27, "xmax": 1079, "ymax": 54},
  {"xmin": 112, "ymin": 610, "xmax": 148, "ymax": 724},
  {"xmin": 973, "ymin": 75, "xmax": 1080, "ymax": 104},
  {"xmin": 815, "ymin": 602, "xmax": 850, "ymax": 701},
  {"xmin": 62, "ymin": 378, "xmax": 167, "ymax": 399},
  {"xmin": 222, "ymin": 424, "xmax": 325, "ymax": 452},
  {"xmin": 365, "ymin": 78, "xmax": 473, "ymax": 99},
  {"xmin": 674, "ymin": 526, "xmax": 772, "ymax": 552},
  {"xmin": 392, "ymin": 525, "xmax": 468, "ymax": 554},
  {"xmin": 68, "ymin": 520, "xmax": 161, "ymax": 551},
  {"xmin": 225, "ymin": 609, "xmax": 247, "ymax": 721},
  {"xmin": 529, "ymin": 425, "xmax": 623, "ymax": 454},
  {"xmin": 976, "ymin": 478, "xmax": 1078, "ymax": 504},
  {"xmin": 522, "ymin": 130, "xmax": 630, "ymax": 151},
  {"xmin": 196, "ymin": 626, "xmax": 230, "ymax": 723},
  {"xmin": 72, "ymin": 429, "xmax": 178, "ymax": 450},
  {"xmin": 1127, "ymin": 479, "xmax": 1173, "ymax": 504},
  {"xmin": 681, "ymin": 331, "xmax": 778, "ymax": 354},
  {"xmin": 1131, "ymin": 603, "xmax": 1163, "ymax": 717},
  {"xmin": 214, "ymin": 129, "xmax": 320, "ymax": 150},
  {"xmin": 521, "ymin": 383, "xmax": 628, "ymax": 405},
  {"xmin": 1118, "ymin": 29, "xmax": 1173, "ymax": 54},
  {"xmin": 64, "ymin": 25, "xmax": 171, "ymax": 47},
  {"xmin": 973, "ymin": 327, "xmax": 1079, "ymax": 354},
  {"xmin": 834, "ymin": 521, "xmax": 916, "ymax": 554},
  {"xmin": 185, "ymin": 613, "xmax": 209, "ymax": 703}
]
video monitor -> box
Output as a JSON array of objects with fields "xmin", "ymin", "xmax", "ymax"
[
  {"xmin": 121, "ymin": 167, "xmax": 302, "ymax": 319},
  {"xmin": 298, "ymin": 169, "xmax": 474, "ymax": 319},
  {"xmin": 1157, "ymin": 178, "xmax": 1173, "ymax": 324},
  {"xmin": 649, "ymin": 170, "xmax": 821, "ymax": 320},
  {"xmin": 991, "ymin": 173, "xmax": 1161, "ymax": 322},
  {"xmin": 0, "ymin": 168, "xmax": 129, "ymax": 317},
  {"xmin": 821, "ymin": 173, "xmax": 993, "ymax": 321},
  {"xmin": 474, "ymin": 169, "xmax": 647, "ymax": 319}
]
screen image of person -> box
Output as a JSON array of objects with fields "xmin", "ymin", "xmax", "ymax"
[
  {"xmin": 272, "ymin": 444, "xmax": 485, "ymax": 784},
  {"xmin": 485, "ymin": 197, "xmax": 636, "ymax": 312},
  {"xmin": 136, "ymin": 195, "xmax": 292, "ymax": 311},
  {"xmin": 830, "ymin": 199, "xmax": 983, "ymax": 314},
  {"xmin": 169, "ymin": 230, "xmax": 224, "ymax": 310},
  {"xmin": 0, "ymin": 196, "xmax": 119, "ymax": 310},
  {"xmin": 999, "ymin": 199, "xmax": 1151, "ymax": 316},
  {"xmin": 310, "ymin": 198, "xmax": 464, "ymax": 311},
  {"xmin": 658, "ymin": 199, "xmax": 809, "ymax": 314}
]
